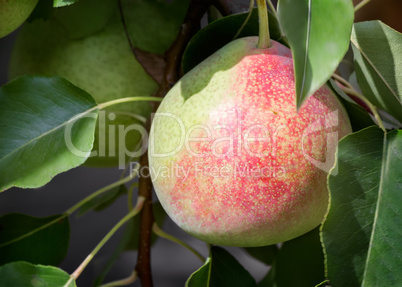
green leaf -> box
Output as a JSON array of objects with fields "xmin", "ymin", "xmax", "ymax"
[
  {"xmin": 277, "ymin": 0, "xmax": 354, "ymax": 109},
  {"xmin": 259, "ymin": 228, "xmax": 325, "ymax": 287},
  {"xmin": 182, "ymin": 8, "xmax": 284, "ymax": 74},
  {"xmin": 0, "ymin": 213, "xmax": 69, "ymax": 266},
  {"xmin": 9, "ymin": 12, "xmax": 156, "ymax": 167},
  {"xmin": 0, "ymin": 261, "xmax": 75, "ymax": 287},
  {"xmin": 78, "ymin": 184, "xmax": 128, "ymax": 217},
  {"xmin": 243, "ymin": 245, "xmax": 278, "ymax": 266},
  {"xmin": 186, "ymin": 246, "xmax": 257, "ymax": 287},
  {"xmin": 53, "ymin": 0, "xmax": 78, "ymax": 7},
  {"xmin": 124, "ymin": 201, "xmax": 167, "ymax": 250},
  {"xmin": 186, "ymin": 257, "xmax": 211, "ymax": 287},
  {"xmin": 121, "ymin": 0, "xmax": 190, "ymax": 54},
  {"xmin": 0, "ymin": 76, "xmax": 98, "ymax": 191},
  {"xmin": 321, "ymin": 126, "xmax": 402, "ymax": 286},
  {"xmin": 351, "ymin": 21, "xmax": 402, "ymax": 123}
]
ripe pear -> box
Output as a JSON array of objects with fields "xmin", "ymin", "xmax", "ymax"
[
  {"xmin": 9, "ymin": 0, "xmax": 157, "ymax": 167},
  {"xmin": 149, "ymin": 37, "xmax": 352, "ymax": 246},
  {"xmin": 0, "ymin": 0, "xmax": 38, "ymax": 38}
]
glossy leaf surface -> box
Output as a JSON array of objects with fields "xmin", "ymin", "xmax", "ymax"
[
  {"xmin": 53, "ymin": 0, "xmax": 78, "ymax": 7},
  {"xmin": 351, "ymin": 21, "xmax": 402, "ymax": 123},
  {"xmin": 322, "ymin": 126, "xmax": 402, "ymax": 286},
  {"xmin": 0, "ymin": 76, "xmax": 98, "ymax": 191},
  {"xmin": 277, "ymin": 0, "xmax": 354, "ymax": 108}
]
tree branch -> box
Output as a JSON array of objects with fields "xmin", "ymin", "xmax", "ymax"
[{"xmin": 134, "ymin": 1, "xmax": 214, "ymax": 286}]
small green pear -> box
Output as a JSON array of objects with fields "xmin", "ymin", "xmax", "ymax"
[
  {"xmin": 0, "ymin": 0, "xmax": 38, "ymax": 38},
  {"xmin": 9, "ymin": 0, "xmax": 158, "ymax": 167}
]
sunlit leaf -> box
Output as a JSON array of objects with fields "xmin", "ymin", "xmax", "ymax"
[
  {"xmin": 277, "ymin": 0, "xmax": 354, "ymax": 108},
  {"xmin": 322, "ymin": 126, "xmax": 402, "ymax": 286},
  {"xmin": 351, "ymin": 21, "xmax": 402, "ymax": 123},
  {"xmin": 0, "ymin": 76, "xmax": 98, "ymax": 191},
  {"xmin": 53, "ymin": 0, "xmax": 78, "ymax": 7}
]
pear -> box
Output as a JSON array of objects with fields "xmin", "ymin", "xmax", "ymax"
[
  {"xmin": 148, "ymin": 37, "xmax": 352, "ymax": 246},
  {"xmin": 9, "ymin": 0, "xmax": 158, "ymax": 167},
  {"xmin": 0, "ymin": 0, "xmax": 38, "ymax": 38}
]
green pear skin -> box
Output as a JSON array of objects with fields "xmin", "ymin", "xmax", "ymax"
[
  {"xmin": 9, "ymin": 1, "xmax": 157, "ymax": 166},
  {"xmin": 149, "ymin": 37, "xmax": 352, "ymax": 246},
  {"xmin": 0, "ymin": 0, "xmax": 38, "ymax": 38}
]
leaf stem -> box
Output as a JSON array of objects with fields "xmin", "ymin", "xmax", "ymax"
[
  {"xmin": 331, "ymin": 73, "xmax": 354, "ymax": 90},
  {"xmin": 127, "ymin": 182, "xmax": 137, "ymax": 211},
  {"xmin": 354, "ymin": 0, "xmax": 371, "ymax": 12},
  {"xmin": 65, "ymin": 197, "xmax": 146, "ymax": 286},
  {"xmin": 99, "ymin": 271, "xmax": 138, "ymax": 287},
  {"xmin": 233, "ymin": 0, "xmax": 254, "ymax": 40},
  {"xmin": 0, "ymin": 167, "xmax": 140, "ymax": 249},
  {"xmin": 266, "ymin": 0, "xmax": 277, "ymax": 17},
  {"xmin": 315, "ymin": 279, "xmax": 329, "ymax": 287},
  {"xmin": 330, "ymin": 74, "xmax": 385, "ymax": 131},
  {"xmin": 66, "ymin": 97, "xmax": 162, "ymax": 127},
  {"xmin": 98, "ymin": 97, "xmax": 162, "ymax": 110},
  {"xmin": 257, "ymin": 0, "xmax": 271, "ymax": 48},
  {"xmin": 339, "ymin": 85, "xmax": 386, "ymax": 132},
  {"xmin": 66, "ymin": 165, "xmax": 140, "ymax": 215},
  {"xmin": 152, "ymin": 223, "xmax": 205, "ymax": 263}
]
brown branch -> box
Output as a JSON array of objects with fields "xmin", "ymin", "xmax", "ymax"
[
  {"xmin": 133, "ymin": 1, "xmax": 214, "ymax": 287},
  {"xmin": 135, "ymin": 150, "xmax": 154, "ymax": 287}
]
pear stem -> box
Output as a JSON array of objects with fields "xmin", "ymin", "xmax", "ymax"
[
  {"xmin": 257, "ymin": 0, "xmax": 271, "ymax": 48},
  {"xmin": 233, "ymin": 0, "xmax": 254, "ymax": 40},
  {"xmin": 354, "ymin": 0, "xmax": 371, "ymax": 12},
  {"xmin": 266, "ymin": 0, "xmax": 277, "ymax": 17}
]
